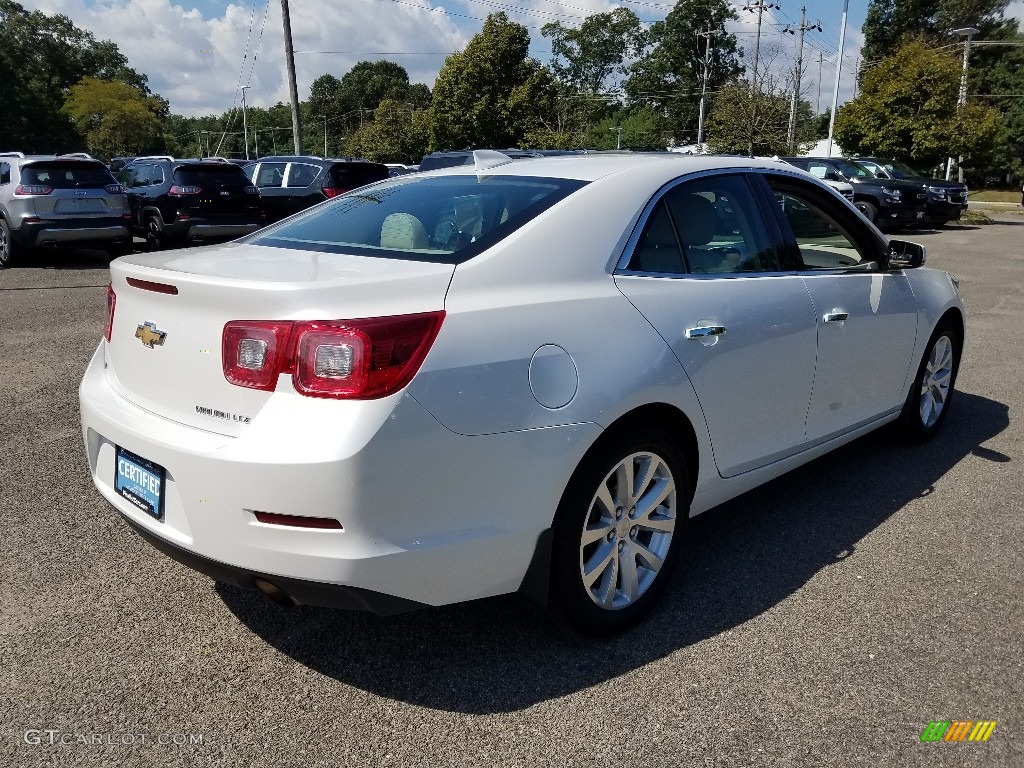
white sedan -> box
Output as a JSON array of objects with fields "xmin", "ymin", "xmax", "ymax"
[{"xmin": 80, "ymin": 152, "xmax": 964, "ymax": 635}]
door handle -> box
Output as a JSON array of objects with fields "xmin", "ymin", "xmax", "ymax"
[
  {"xmin": 685, "ymin": 324, "xmax": 727, "ymax": 339},
  {"xmin": 823, "ymin": 312, "xmax": 849, "ymax": 323}
]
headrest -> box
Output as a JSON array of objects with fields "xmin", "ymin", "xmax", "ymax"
[
  {"xmin": 671, "ymin": 194, "xmax": 716, "ymax": 247},
  {"xmin": 380, "ymin": 213, "xmax": 428, "ymax": 250}
]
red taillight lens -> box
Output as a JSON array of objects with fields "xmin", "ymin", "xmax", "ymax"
[
  {"xmin": 245, "ymin": 185, "xmax": 258, "ymax": 195},
  {"xmin": 321, "ymin": 186, "xmax": 347, "ymax": 198},
  {"xmin": 15, "ymin": 184, "xmax": 52, "ymax": 195},
  {"xmin": 222, "ymin": 321, "xmax": 294, "ymax": 391},
  {"xmin": 104, "ymin": 284, "xmax": 116, "ymax": 342},
  {"xmin": 221, "ymin": 312, "xmax": 445, "ymax": 399},
  {"xmin": 169, "ymin": 185, "xmax": 202, "ymax": 196},
  {"xmin": 105, "ymin": 183, "xmax": 125, "ymax": 194}
]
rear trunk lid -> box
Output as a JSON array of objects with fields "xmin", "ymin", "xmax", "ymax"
[{"xmin": 105, "ymin": 242, "xmax": 454, "ymax": 435}]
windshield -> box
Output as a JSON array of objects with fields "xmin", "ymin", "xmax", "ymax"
[
  {"xmin": 879, "ymin": 160, "xmax": 924, "ymax": 179},
  {"xmin": 834, "ymin": 159, "xmax": 875, "ymax": 179},
  {"xmin": 245, "ymin": 174, "xmax": 588, "ymax": 264}
]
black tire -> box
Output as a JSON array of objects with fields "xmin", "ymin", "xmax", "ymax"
[
  {"xmin": 0, "ymin": 218, "xmax": 20, "ymax": 268},
  {"xmin": 145, "ymin": 216, "xmax": 165, "ymax": 251},
  {"xmin": 855, "ymin": 200, "xmax": 879, "ymax": 224},
  {"xmin": 897, "ymin": 321, "xmax": 961, "ymax": 442},
  {"xmin": 549, "ymin": 427, "xmax": 690, "ymax": 635}
]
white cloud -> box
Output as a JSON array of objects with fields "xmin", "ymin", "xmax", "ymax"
[{"xmin": 20, "ymin": 0, "xmax": 468, "ymax": 116}]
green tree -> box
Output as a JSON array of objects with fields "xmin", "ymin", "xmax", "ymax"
[
  {"xmin": 624, "ymin": 0, "xmax": 741, "ymax": 143},
  {"xmin": 705, "ymin": 76, "xmax": 814, "ymax": 156},
  {"xmin": 345, "ymin": 100, "xmax": 430, "ymax": 163},
  {"xmin": 834, "ymin": 39, "xmax": 1000, "ymax": 168},
  {"xmin": 61, "ymin": 77, "xmax": 163, "ymax": 158},
  {"xmin": 430, "ymin": 13, "xmax": 558, "ymax": 149}
]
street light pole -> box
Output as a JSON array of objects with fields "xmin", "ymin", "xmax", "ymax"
[
  {"xmin": 241, "ymin": 85, "xmax": 251, "ymax": 161},
  {"xmin": 947, "ymin": 27, "xmax": 979, "ymax": 181},
  {"xmin": 610, "ymin": 126, "xmax": 622, "ymax": 149},
  {"xmin": 826, "ymin": 0, "xmax": 849, "ymax": 157}
]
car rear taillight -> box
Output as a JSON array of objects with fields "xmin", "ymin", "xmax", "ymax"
[
  {"xmin": 104, "ymin": 284, "xmax": 116, "ymax": 342},
  {"xmin": 245, "ymin": 185, "xmax": 258, "ymax": 195},
  {"xmin": 15, "ymin": 184, "xmax": 52, "ymax": 195},
  {"xmin": 222, "ymin": 312, "xmax": 444, "ymax": 399},
  {"xmin": 222, "ymin": 321, "xmax": 294, "ymax": 391},
  {"xmin": 105, "ymin": 183, "xmax": 125, "ymax": 194},
  {"xmin": 321, "ymin": 186, "xmax": 347, "ymax": 198},
  {"xmin": 169, "ymin": 185, "xmax": 202, "ymax": 196}
]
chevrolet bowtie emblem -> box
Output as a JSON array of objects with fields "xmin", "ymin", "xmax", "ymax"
[{"xmin": 135, "ymin": 321, "xmax": 167, "ymax": 348}]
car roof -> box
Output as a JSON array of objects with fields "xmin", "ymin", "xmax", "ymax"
[{"xmin": 418, "ymin": 152, "xmax": 800, "ymax": 184}]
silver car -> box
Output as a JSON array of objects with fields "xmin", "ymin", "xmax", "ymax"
[{"xmin": 0, "ymin": 152, "xmax": 132, "ymax": 267}]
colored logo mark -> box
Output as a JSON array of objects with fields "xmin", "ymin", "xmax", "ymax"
[{"xmin": 920, "ymin": 721, "xmax": 997, "ymax": 742}]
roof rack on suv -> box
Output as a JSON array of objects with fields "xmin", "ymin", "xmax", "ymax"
[
  {"xmin": 60, "ymin": 152, "xmax": 94, "ymax": 159},
  {"xmin": 0, "ymin": 152, "xmax": 26, "ymax": 158},
  {"xmin": 202, "ymin": 156, "xmax": 232, "ymax": 162},
  {"xmin": 131, "ymin": 155, "xmax": 175, "ymax": 162}
]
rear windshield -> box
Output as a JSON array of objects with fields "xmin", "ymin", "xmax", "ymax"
[
  {"xmin": 328, "ymin": 163, "xmax": 388, "ymax": 190},
  {"xmin": 22, "ymin": 161, "xmax": 114, "ymax": 188},
  {"xmin": 245, "ymin": 174, "xmax": 588, "ymax": 264},
  {"xmin": 173, "ymin": 165, "xmax": 250, "ymax": 186}
]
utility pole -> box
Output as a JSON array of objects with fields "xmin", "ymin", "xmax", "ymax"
[
  {"xmin": 826, "ymin": 0, "xmax": 849, "ymax": 157},
  {"xmin": 241, "ymin": 85, "xmax": 251, "ymax": 160},
  {"xmin": 696, "ymin": 26, "xmax": 719, "ymax": 146},
  {"xmin": 815, "ymin": 51, "xmax": 823, "ymax": 114},
  {"xmin": 785, "ymin": 8, "xmax": 822, "ymax": 153},
  {"xmin": 947, "ymin": 27, "xmax": 979, "ymax": 181},
  {"xmin": 744, "ymin": 2, "xmax": 779, "ymax": 90},
  {"xmin": 280, "ymin": 0, "xmax": 303, "ymax": 155},
  {"xmin": 852, "ymin": 57, "xmax": 860, "ymax": 97},
  {"xmin": 609, "ymin": 126, "xmax": 623, "ymax": 149}
]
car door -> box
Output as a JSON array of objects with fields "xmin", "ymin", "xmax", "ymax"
[
  {"xmin": 762, "ymin": 173, "xmax": 919, "ymax": 442},
  {"xmin": 614, "ymin": 172, "xmax": 819, "ymax": 478}
]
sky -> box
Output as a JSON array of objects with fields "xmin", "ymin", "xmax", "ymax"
[{"xmin": 15, "ymin": 0, "xmax": 1024, "ymax": 122}]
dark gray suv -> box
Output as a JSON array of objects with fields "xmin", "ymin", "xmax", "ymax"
[{"xmin": 0, "ymin": 152, "xmax": 132, "ymax": 268}]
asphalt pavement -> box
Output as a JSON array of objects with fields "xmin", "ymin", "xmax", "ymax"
[{"xmin": 1, "ymin": 216, "xmax": 1021, "ymax": 767}]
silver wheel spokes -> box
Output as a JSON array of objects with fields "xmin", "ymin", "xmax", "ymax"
[
  {"xmin": 920, "ymin": 335, "xmax": 954, "ymax": 428},
  {"xmin": 579, "ymin": 451, "xmax": 677, "ymax": 610}
]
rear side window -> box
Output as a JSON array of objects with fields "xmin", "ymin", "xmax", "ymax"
[
  {"xmin": 328, "ymin": 163, "xmax": 388, "ymax": 191},
  {"xmin": 285, "ymin": 163, "xmax": 321, "ymax": 187},
  {"xmin": 254, "ymin": 162, "xmax": 286, "ymax": 188},
  {"xmin": 174, "ymin": 165, "xmax": 250, "ymax": 186},
  {"xmin": 246, "ymin": 174, "xmax": 587, "ymax": 264},
  {"xmin": 0, "ymin": 163, "xmax": 9, "ymax": 185},
  {"xmin": 21, "ymin": 161, "xmax": 114, "ymax": 188}
]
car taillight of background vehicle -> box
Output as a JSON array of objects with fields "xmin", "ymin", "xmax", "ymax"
[
  {"xmin": 321, "ymin": 187, "xmax": 348, "ymax": 198},
  {"xmin": 245, "ymin": 186, "xmax": 258, "ymax": 195},
  {"xmin": 222, "ymin": 312, "xmax": 445, "ymax": 399},
  {"xmin": 104, "ymin": 284, "xmax": 116, "ymax": 342},
  {"xmin": 169, "ymin": 185, "xmax": 202, "ymax": 196},
  {"xmin": 105, "ymin": 183, "xmax": 125, "ymax": 194},
  {"xmin": 15, "ymin": 184, "xmax": 52, "ymax": 195}
]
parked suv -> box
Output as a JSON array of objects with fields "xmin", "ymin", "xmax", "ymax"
[
  {"xmin": 779, "ymin": 156, "xmax": 926, "ymax": 231},
  {"xmin": 117, "ymin": 158, "xmax": 262, "ymax": 250},
  {"xmin": 0, "ymin": 152, "xmax": 132, "ymax": 267},
  {"xmin": 852, "ymin": 157, "xmax": 968, "ymax": 226},
  {"xmin": 242, "ymin": 156, "xmax": 388, "ymax": 224}
]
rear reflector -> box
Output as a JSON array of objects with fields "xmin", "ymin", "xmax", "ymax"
[
  {"xmin": 126, "ymin": 277, "xmax": 179, "ymax": 295},
  {"xmin": 253, "ymin": 511, "xmax": 343, "ymax": 529},
  {"xmin": 321, "ymin": 187, "xmax": 347, "ymax": 198}
]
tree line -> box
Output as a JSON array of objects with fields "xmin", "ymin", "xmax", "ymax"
[{"xmin": 2, "ymin": 0, "xmax": 1023, "ymax": 178}]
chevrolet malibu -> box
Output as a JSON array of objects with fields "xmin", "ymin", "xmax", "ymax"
[{"xmin": 80, "ymin": 152, "xmax": 964, "ymax": 634}]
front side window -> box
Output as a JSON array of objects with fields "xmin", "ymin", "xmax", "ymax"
[
  {"xmin": 766, "ymin": 177, "xmax": 878, "ymax": 270},
  {"xmin": 629, "ymin": 174, "xmax": 779, "ymax": 275},
  {"xmin": 245, "ymin": 174, "xmax": 587, "ymax": 264}
]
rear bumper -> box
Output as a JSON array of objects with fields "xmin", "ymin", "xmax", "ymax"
[
  {"xmin": 10, "ymin": 218, "xmax": 131, "ymax": 248},
  {"xmin": 164, "ymin": 219, "xmax": 262, "ymax": 244},
  {"xmin": 79, "ymin": 344, "xmax": 597, "ymax": 609}
]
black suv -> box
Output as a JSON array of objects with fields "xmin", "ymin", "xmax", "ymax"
[
  {"xmin": 242, "ymin": 156, "xmax": 388, "ymax": 224},
  {"xmin": 117, "ymin": 158, "xmax": 262, "ymax": 249},
  {"xmin": 852, "ymin": 157, "xmax": 968, "ymax": 226},
  {"xmin": 779, "ymin": 156, "xmax": 927, "ymax": 231}
]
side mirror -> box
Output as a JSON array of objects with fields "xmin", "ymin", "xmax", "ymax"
[{"xmin": 888, "ymin": 239, "xmax": 926, "ymax": 269}]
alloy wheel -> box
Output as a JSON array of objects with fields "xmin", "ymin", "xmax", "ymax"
[{"xmin": 919, "ymin": 334, "xmax": 954, "ymax": 428}]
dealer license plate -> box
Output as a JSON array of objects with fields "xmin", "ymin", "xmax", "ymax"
[{"xmin": 115, "ymin": 446, "xmax": 166, "ymax": 521}]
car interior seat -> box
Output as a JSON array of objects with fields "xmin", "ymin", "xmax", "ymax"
[
  {"xmin": 380, "ymin": 213, "xmax": 429, "ymax": 250},
  {"xmin": 632, "ymin": 206, "xmax": 684, "ymax": 273},
  {"xmin": 669, "ymin": 194, "xmax": 727, "ymax": 273}
]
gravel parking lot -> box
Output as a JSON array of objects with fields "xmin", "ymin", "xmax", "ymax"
[{"xmin": 2, "ymin": 216, "xmax": 1021, "ymax": 767}]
